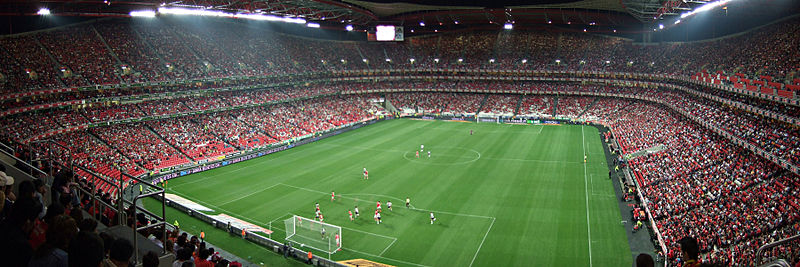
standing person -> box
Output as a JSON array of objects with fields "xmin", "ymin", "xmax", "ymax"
[
  {"xmin": 679, "ymin": 237, "xmax": 701, "ymax": 267},
  {"xmin": 348, "ymin": 210, "xmax": 353, "ymax": 221},
  {"xmin": 420, "ymin": 144, "xmax": 424, "ymax": 152},
  {"xmin": 376, "ymin": 201, "xmax": 381, "ymax": 212},
  {"xmin": 320, "ymin": 227, "xmax": 326, "ymax": 239},
  {"xmin": 427, "ymin": 151, "xmax": 431, "ymax": 158},
  {"xmin": 387, "ymin": 201, "xmax": 392, "ymax": 211},
  {"xmin": 315, "ymin": 202, "xmax": 320, "ymax": 213},
  {"xmin": 376, "ymin": 212, "xmax": 381, "ymax": 224},
  {"xmin": 373, "ymin": 210, "xmax": 379, "ymax": 224},
  {"xmin": 331, "ymin": 191, "xmax": 335, "ymax": 202},
  {"xmin": 335, "ymin": 234, "xmax": 340, "ymax": 250},
  {"xmin": 470, "ymin": 129, "xmax": 473, "ymax": 135},
  {"xmin": 406, "ymin": 197, "xmax": 410, "ymax": 208},
  {"xmin": 430, "ymin": 212, "xmax": 436, "ymax": 224},
  {"xmin": 415, "ymin": 150, "xmax": 420, "ymax": 158},
  {"xmin": 354, "ymin": 206, "xmax": 359, "ymax": 218},
  {"xmin": 363, "ymin": 168, "xmax": 369, "ymax": 180}
]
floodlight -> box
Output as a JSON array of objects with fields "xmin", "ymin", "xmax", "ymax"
[
  {"xmin": 37, "ymin": 8, "xmax": 51, "ymax": 15},
  {"xmin": 659, "ymin": 24, "xmax": 664, "ymax": 30},
  {"xmin": 503, "ymin": 23, "xmax": 513, "ymax": 30},
  {"xmin": 307, "ymin": 22, "xmax": 320, "ymax": 28},
  {"xmin": 130, "ymin": 10, "xmax": 156, "ymax": 17},
  {"xmin": 419, "ymin": 21, "xmax": 425, "ymax": 26},
  {"xmin": 345, "ymin": 25, "xmax": 353, "ymax": 31},
  {"xmin": 521, "ymin": 59, "xmax": 527, "ymax": 64},
  {"xmin": 555, "ymin": 59, "xmax": 561, "ymax": 63},
  {"xmin": 409, "ymin": 58, "xmax": 415, "ymax": 62},
  {"xmin": 457, "ymin": 58, "xmax": 463, "ymax": 62},
  {"xmin": 489, "ymin": 59, "xmax": 495, "ymax": 63}
]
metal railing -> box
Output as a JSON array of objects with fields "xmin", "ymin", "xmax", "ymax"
[{"xmin": 756, "ymin": 234, "xmax": 800, "ymax": 265}]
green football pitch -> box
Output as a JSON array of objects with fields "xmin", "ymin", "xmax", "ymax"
[{"xmin": 148, "ymin": 119, "xmax": 632, "ymax": 266}]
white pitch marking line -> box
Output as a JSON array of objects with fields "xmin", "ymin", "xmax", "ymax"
[
  {"xmin": 343, "ymin": 248, "xmax": 430, "ymax": 267},
  {"xmin": 218, "ymin": 183, "xmax": 282, "ymax": 206},
  {"xmin": 379, "ymin": 238, "xmax": 397, "ymax": 256},
  {"xmin": 170, "ymin": 146, "xmax": 310, "ymax": 189},
  {"xmin": 581, "ymin": 125, "xmax": 593, "ymax": 267},
  {"xmin": 468, "ymin": 217, "xmax": 496, "ymax": 267}
]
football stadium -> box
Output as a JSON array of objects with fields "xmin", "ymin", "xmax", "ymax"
[{"xmin": 0, "ymin": 0, "xmax": 798, "ymax": 266}]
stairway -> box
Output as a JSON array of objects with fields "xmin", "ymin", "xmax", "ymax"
[
  {"xmin": 475, "ymin": 94, "xmax": 489, "ymax": 114},
  {"xmin": 34, "ymin": 38, "xmax": 67, "ymax": 87},
  {"xmin": 551, "ymin": 96, "xmax": 559, "ymax": 117},
  {"xmin": 577, "ymin": 97, "xmax": 600, "ymax": 118},
  {"xmin": 513, "ymin": 94, "xmax": 523, "ymax": 116},
  {"xmin": 144, "ymin": 124, "xmax": 194, "ymax": 161}
]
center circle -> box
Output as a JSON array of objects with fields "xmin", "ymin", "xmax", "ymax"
[{"xmin": 402, "ymin": 146, "xmax": 481, "ymax": 165}]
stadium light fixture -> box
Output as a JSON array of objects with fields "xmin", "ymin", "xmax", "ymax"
[
  {"xmin": 489, "ymin": 59, "xmax": 495, "ymax": 63},
  {"xmin": 385, "ymin": 58, "xmax": 391, "ymax": 62},
  {"xmin": 434, "ymin": 58, "xmax": 440, "ymax": 63},
  {"xmin": 130, "ymin": 10, "xmax": 156, "ymax": 17},
  {"xmin": 583, "ymin": 28, "xmax": 587, "ymax": 32},
  {"xmin": 659, "ymin": 24, "xmax": 664, "ymax": 30},
  {"xmin": 454, "ymin": 21, "xmax": 459, "ymax": 24},
  {"xmin": 419, "ymin": 21, "xmax": 425, "ymax": 26},
  {"xmin": 362, "ymin": 59, "xmax": 367, "ymax": 62},
  {"xmin": 503, "ymin": 23, "xmax": 513, "ymax": 30},
  {"xmin": 674, "ymin": 19, "xmax": 681, "ymax": 24},
  {"xmin": 613, "ymin": 29, "xmax": 617, "ymax": 33},
  {"xmin": 409, "ymin": 58, "xmax": 415, "ymax": 63},
  {"xmin": 555, "ymin": 59, "xmax": 561, "ymax": 63},
  {"xmin": 521, "ymin": 59, "xmax": 527, "ymax": 64},
  {"xmin": 307, "ymin": 22, "xmax": 320, "ymax": 28},
  {"xmin": 458, "ymin": 58, "xmax": 463, "ymax": 63},
  {"xmin": 340, "ymin": 59, "xmax": 345, "ymax": 63},
  {"xmin": 345, "ymin": 25, "xmax": 353, "ymax": 31},
  {"xmin": 37, "ymin": 8, "xmax": 51, "ymax": 15},
  {"xmin": 547, "ymin": 20, "xmax": 552, "ymax": 24},
  {"xmin": 605, "ymin": 60, "xmax": 611, "ymax": 64}
]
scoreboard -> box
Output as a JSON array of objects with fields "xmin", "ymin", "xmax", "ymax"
[{"xmin": 367, "ymin": 25, "xmax": 404, "ymax": 41}]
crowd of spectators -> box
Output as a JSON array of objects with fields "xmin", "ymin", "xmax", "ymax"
[
  {"xmin": 0, "ymin": 17, "xmax": 797, "ymax": 95},
  {"xmin": 0, "ymin": 14, "xmax": 798, "ymax": 266}
]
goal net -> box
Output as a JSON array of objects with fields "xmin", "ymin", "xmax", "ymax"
[{"xmin": 284, "ymin": 215, "xmax": 342, "ymax": 254}]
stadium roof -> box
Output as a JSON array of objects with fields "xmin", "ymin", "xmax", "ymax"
[{"xmin": 0, "ymin": 0, "xmax": 797, "ymax": 36}]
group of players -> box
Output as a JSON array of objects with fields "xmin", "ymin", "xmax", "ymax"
[
  {"xmin": 309, "ymin": 145, "xmax": 438, "ymax": 245},
  {"xmin": 314, "ymin": 192, "xmax": 436, "ymax": 226}
]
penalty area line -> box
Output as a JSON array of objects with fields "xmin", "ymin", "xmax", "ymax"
[
  {"xmin": 468, "ymin": 217, "xmax": 495, "ymax": 267},
  {"xmin": 343, "ymin": 248, "xmax": 431, "ymax": 267}
]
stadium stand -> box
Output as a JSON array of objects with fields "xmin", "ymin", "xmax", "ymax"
[{"xmin": 0, "ymin": 14, "xmax": 799, "ymax": 267}]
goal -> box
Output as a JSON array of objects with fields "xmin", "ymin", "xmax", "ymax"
[{"xmin": 284, "ymin": 215, "xmax": 342, "ymax": 255}]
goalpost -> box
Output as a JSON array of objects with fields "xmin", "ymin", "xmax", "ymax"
[{"xmin": 284, "ymin": 215, "xmax": 342, "ymax": 258}]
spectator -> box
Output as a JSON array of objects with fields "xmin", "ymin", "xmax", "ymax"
[
  {"xmin": 33, "ymin": 179, "xmax": 47, "ymax": 219},
  {"xmin": 0, "ymin": 197, "xmax": 41, "ymax": 266},
  {"xmin": 107, "ymin": 238, "xmax": 134, "ymax": 267},
  {"xmin": 68, "ymin": 231, "xmax": 105, "ymax": 267},
  {"xmin": 194, "ymin": 249, "xmax": 213, "ymax": 267},
  {"xmin": 636, "ymin": 253, "xmax": 655, "ymax": 267},
  {"xmin": 142, "ymin": 251, "xmax": 160, "ymax": 267},
  {"xmin": 173, "ymin": 247, "xmax": 193, "ymax": 267},
  {"xmin": 680, "ymin": 236, "xmax": 701, "ymax": 267},
  {"xmin": 29, "ymin": 215, "xmax": 77, "ymax": 267}
]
